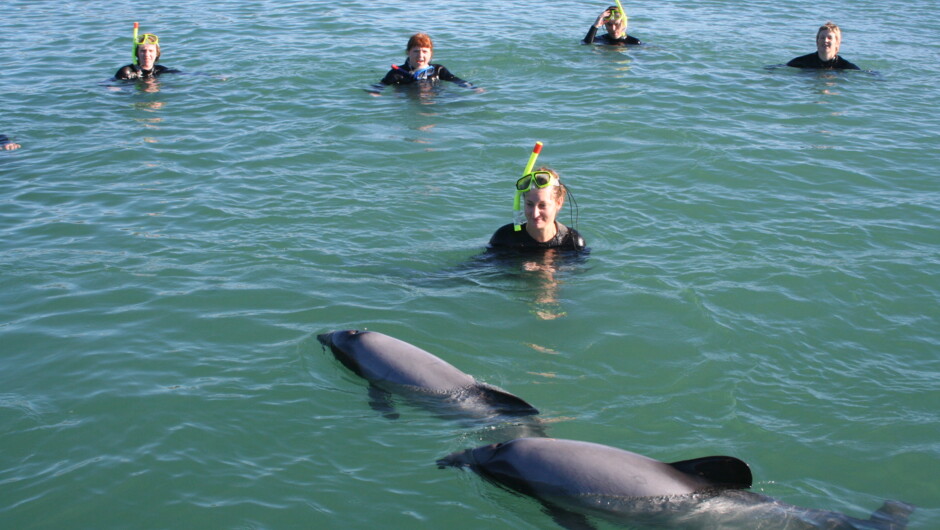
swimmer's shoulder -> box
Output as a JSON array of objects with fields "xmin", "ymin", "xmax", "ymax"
[{"xmin": 488, "ymin": 223, "xmax": 519, "ymax": 247}]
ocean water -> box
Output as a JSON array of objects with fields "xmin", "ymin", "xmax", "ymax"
[{"xmin": 1, "ymin": 0, "xmax": 938, "ymax": 528}]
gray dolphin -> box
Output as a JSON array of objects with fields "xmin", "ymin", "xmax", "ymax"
[
  {"xmin": 317, "ymin": 330, "xmax": 540, "ymax": 422},
  {"xmin": 438, "ymin": 437, "xmax": 914, "ymax": 529}
]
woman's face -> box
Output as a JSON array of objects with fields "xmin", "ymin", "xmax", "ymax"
[
  {"xmin": 524, "ymin": 186, "xmax": 563, "ymax": 231},
  {"xmin": 408, "ymin": 46, "xmax": 432, "ymax": 69},
  {"xmin": 605, "ymin": 17, "xmax": 626, "ymax": 38},
  {"xmin": 137, "ymin": 44, "xmax": 158, "ymax": 69},
  {"xmin": 816, "ymin": 29, "xmax": 840, "ymax": 61}
]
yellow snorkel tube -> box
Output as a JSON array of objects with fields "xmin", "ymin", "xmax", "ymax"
[
  {"xmin": 513, "ymin": 141, "xmax": 543, "ymax": 231},
  {"xmin": 132, "ymin": 22, "xmax": 140, "ymax": 65},
  {"xmin": 614, "ymin": 0, "xmax": 629, "ymax": 36}
]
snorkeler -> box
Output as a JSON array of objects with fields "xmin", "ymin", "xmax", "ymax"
[
  {"xmin": 489, "ymin": 146, "xmax": 585, "ymax": 253},
  {"xmin": 787, "ymin": 22, "xmax": 860, "ymax": 70},
  {"xmin": 1, "ymin": 134, "xmax": 21, "ymax": 151},
  {"xmin": 583, "ymin": 4, "xmax": 641, "ymax": 46},
  {"xmin": 372, "ymin": 33, "xmax": 476, "ymax": 92},
  {"xmin": 115, "ymin": 24, "xmax": 179, "ymax": 80}
]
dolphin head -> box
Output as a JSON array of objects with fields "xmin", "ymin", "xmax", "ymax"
[
  {"xmin": 436, "ymin": 442, "xmax": 503, "ymax": 469},
  {"xmin": 317, "ymin": 329, "xmax": 366, "ymax": 375},
  {"xmin": 317, "ymin": 329, "xmax": 361, "ymax": 348}
]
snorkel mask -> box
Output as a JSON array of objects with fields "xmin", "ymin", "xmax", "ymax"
[
  {"xmin": 513, "ymin": 141, "xmax": 544, "ymax": 231},
  {"xmin": 412, "ymin": 65, "xmax": 436, "ymax": 80},
  {"xmin": 132, "ymin": 22, "xmax": 159, "ymax": 65}
]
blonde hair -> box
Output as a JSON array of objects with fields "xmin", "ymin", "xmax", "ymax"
[
  {"xmin": 528, "ymin": 167, "xmax": 567, "ymax": 203},
  {"xmin": 816, "ymin": 21, "xmax": 841, "ymax": 41}
]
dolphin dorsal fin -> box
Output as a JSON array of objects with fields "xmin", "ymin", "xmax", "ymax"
[
  {"xmin": 669, "ymin": 456, "xmax": 753, "ymax": 488},
  {"xmin": 476, "ymin": 383, "xmax": 540, "ymax": 416}
]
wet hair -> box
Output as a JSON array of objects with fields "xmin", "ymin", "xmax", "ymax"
[
  {"xmin": 527, "ymin": 166, "xmax": 567, "ymax": 203},
  {"xmin": 406, "ymin": 33, "xmax": 434, "ymax": 52},
  {"xmin": 816, "ymin": 21, "xmax": 841, "ymax": 41},
  {"xmin": 524, "ymin": 166, "xmax": 580, "ymax": 230}
]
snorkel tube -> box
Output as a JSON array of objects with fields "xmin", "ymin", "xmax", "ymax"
[
  {"xmin": 132, "ymin": 22, "xmax": 140, "ymax": 65},
  {"xmin": 513, "ymin": 141, "xmax": 543, "ymax": 231},
  {"xmin": 613, "ymin": 0, "xmax": 629, "ymax": 36}
]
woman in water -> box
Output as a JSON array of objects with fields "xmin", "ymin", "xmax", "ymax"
[
  {"xmin": 583, "ymin": 6, "xmax": 641, "ymax": 46},
  {"xmin": 489, "ymin": 168, "xmax": 586, "ymax": 252},
  {"xmin": 373, "ymin": 33, "xmax": 476, "ymax": 92},
  {"xmin": 115, "ymin": 32, "xmax": 178, "ymax": 80},
  {"xmin": 787, "ymin": 22, "xmax": 859, "ymax": 70}
]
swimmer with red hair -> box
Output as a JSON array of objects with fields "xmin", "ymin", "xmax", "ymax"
[{"xmin": 372, "ymin": 33, "xmax": 477, "ymax": 93}]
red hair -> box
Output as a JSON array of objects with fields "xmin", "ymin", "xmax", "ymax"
[{"xmin": 406, "ymin": 33, "xmax": 433, "ymax": 51}]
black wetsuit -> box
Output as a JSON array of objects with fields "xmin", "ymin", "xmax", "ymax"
[
  {"xmin": 488, "ymin": 222, "xmax": 586, "ymax": 252},
  {"xmin": 114, "ymin": 64, "xmax": 178, "ymax": 80},
  {"xmin": 0, "ymin": 134, "xmax": 15, "ymax": 147},
  {"xmin": 583, "ymin": 25, "xmax": 641, "ymax": 45},
  {"xmin": 786, "ymin": 52, "xmax": 859, "ymax": 70},
  {"xmin": 377, "ymin": 60, "xmax": 473, "ymax": 88}
]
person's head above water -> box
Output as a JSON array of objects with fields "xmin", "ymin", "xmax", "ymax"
[
  {"xmin": 517, "ymin": 167, "xmax": 568, "ymax": 242},
  {"xmin": 603, "ymin": 6, "xmax": 627, "ymax": 38},
  {"xmin": 135, "ymin": 33, "xmax": 161, "ymax": 70},
  {"xmin": 406, "ymin": 33, "xmax": 434, "ymax": 71},
  {"xmin": 815, "ymin": 21, "xmax": 842, "ymax": 62}
]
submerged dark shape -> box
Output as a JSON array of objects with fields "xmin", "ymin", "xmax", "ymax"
[
  {"xmin": 438, "ymin": 437, "xmax": 914, "ymax": 529},
  {"xmin": 317, "ymin": 330, "xmax": 540, "ymax": 425}
]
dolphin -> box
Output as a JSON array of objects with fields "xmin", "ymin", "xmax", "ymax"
[
  {"xmin": 438, "ymin": 437, "xmax": 915, "ymax": 529},
  {"xmin": 317, "ymin": 329, "xmax": 540, "ymax": 424}
]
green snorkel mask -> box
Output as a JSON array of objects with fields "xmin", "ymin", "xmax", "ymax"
[{"xmin": 513, "ymin": 141, "xmax": 544, "ymax": 231}]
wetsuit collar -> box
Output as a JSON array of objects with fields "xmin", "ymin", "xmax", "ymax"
[
  {"xmin": 402, "ymin": 59, "xmax": 435, "ymax": 80},
  {"xmin": 133, "ymin": 64, "xmax": 157, "ymax": 78}
]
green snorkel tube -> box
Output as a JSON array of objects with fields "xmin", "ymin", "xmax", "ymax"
[
  {"xmin": 613, "ymin": 0, "xmax": 629, "ymax": 37},
  {"xmin": 513, "ymin": 141, "xmax": 543, "ymax": 231},
  {"xmin": 132, "ymin": 22, "xmax": 140, "ymax": 65}
]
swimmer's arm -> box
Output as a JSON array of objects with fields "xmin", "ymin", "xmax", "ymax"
[
  {"xmin": 376, "ymin": 67, "xmax": 407, "ymax": 87},
  {"xmin": 367, "ymin": 69, "xmax": 398, "ymax": 95},
  {"xmin": 437, "ymin": 66, "xmax": 475, "ymax": 89},
  {"xmin": 584, "ymin": 9, "xmax": 610, "ymax": 44},
  {"xmin": 583, "ymin": 25, "xmax": 599, "ymax": 44}
]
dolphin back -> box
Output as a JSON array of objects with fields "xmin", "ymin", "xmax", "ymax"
[{"xmin": 318, "ymin": 329, "xmax": 476, "ymax": 391}]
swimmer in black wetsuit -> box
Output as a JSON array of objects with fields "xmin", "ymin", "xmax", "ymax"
[
  {"xmin": 489, "ymin": 168, "xmax": 586, "ymax": 252},
  {"xmin": 583, "ymin": 6, "xmax": 641, "ymax": 46},
  {"xmin": 1, "ymin": 134, "xmax": 21, "ymax": 151},
  {"xmin": 787, "ymin": 21, "xmax": 859, "ymax": 70},
  {"xmin": 372, "ymin": 33, "xmax": 477, "ymax": 93},
  {"xmin": 115, "ymin": 32, "xmax": 179, "ymax": 80}
]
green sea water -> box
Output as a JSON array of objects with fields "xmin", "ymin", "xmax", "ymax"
[{"xmin": 1, "ymin": 0, "xmax": 938, "ymax": 528}]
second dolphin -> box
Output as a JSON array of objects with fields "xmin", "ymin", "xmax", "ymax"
[{"xmin": 318, "ymin": 329, "xmax": 540, "ymax": 422}]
